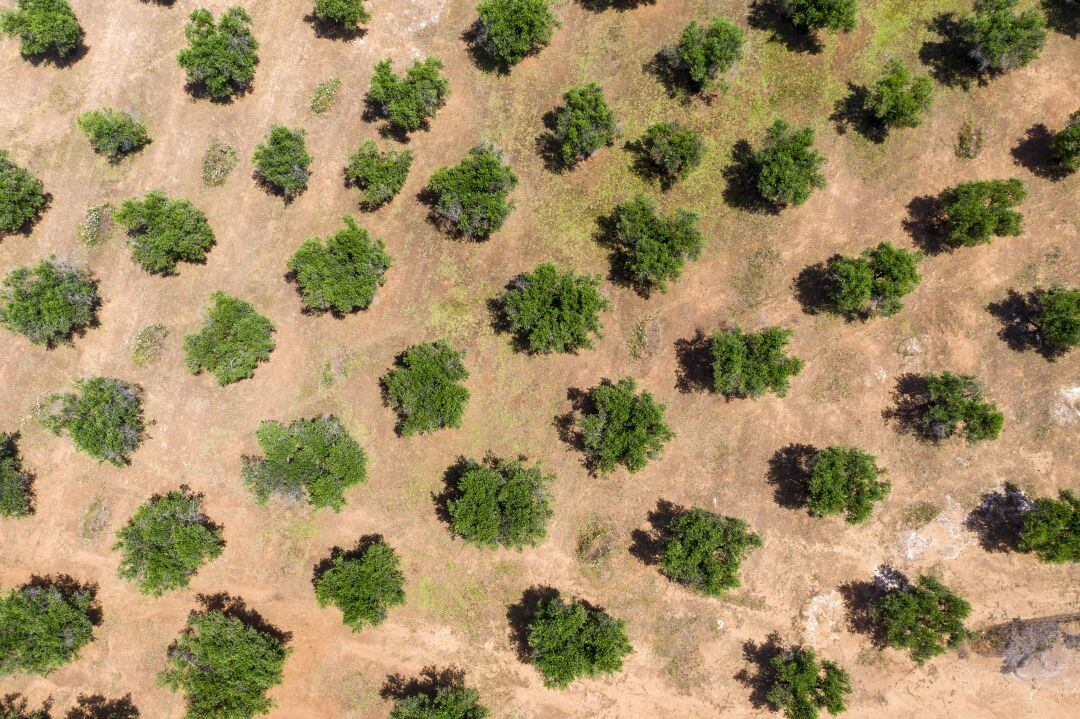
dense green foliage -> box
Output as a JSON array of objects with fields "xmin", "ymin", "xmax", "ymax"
[
  {"xmin": 579, "ymin": 377, "xmax": 674, "ymax": 474},
  {"xmin": 315, "ymin": 539, "xmax": 405, "ymax": 630},
  {"xmin": 659, "ymin": 508, "xmax": 762, "ymax": 596},
  {"xmin": 252, "ymin": 126, "xmax": 311, "ymax": 199},
  {"xmin": 766, "ymin": 646, "xmax": 852, "ymax": 719},
  {"xmin": 390, "ymin": 685, "xmax": 489, "ymax": 719},
  {"xmin": 0, "ymin": 0, "xmax": 81, "ymax": 59},
  {"xmin": 672, "ymin": 17, "xmax": 744, "ymax": 91},
  {"xmin": 916, "ymin": 371, "xmax": 1004, "ymax": 442},
  {"xmin": 76, "ymin": 109, "xmax": 150, "ymax": 162},
  {"xmin": 552, "ymin": 83, "xmax": 618, "ymax": 167},
  {"xmin": 1051, "ymin": 108, "xmax": 1080, "ymax": 172},
  {"xmin": 710, "ymin": 326, "xmax": 804, "ymax": 399},
  {"xmin": 447, "ymin": 457, "xmax": 554, "ymax": 548},
  {"xmin": 242, "ymin": 415, "xmax": 367, "ymax": 511},
  {"xmin": 501, "ymin": 262, "xmax": 609, "ymax": 354},
  {"xmin": 1033, "ymin": 284, "xmax": 1079, "ymax": 353},
  {"xmin": 184, "ymin": 292, "xmax": 276, "ymax": 385},
  {"xmin": 313, "ymin": 0, "xmax": 370, "ymax": 29},
  {"xmin": 425, "ymin": 143, "xmax": 517, "ymax": 240},
  {"xmin": 823, "ymin": 242, "xmax": 922, "ymax": 319},
  {"xmin": 806, "ymin": 447, "xmax": 890, "ymax": 524},
  {"xmin": 367, "ymin": 56, "xmax": 450, "ymax": 132},
  {"xmin": 526, "ymin": 596, "xmax": 632, "ymax": 688},
  {"xmin": 872, "ymin": 575, "xmax": 971, "ymax": 664},
  {"xmin": 114, "ymin": 191, "xmax": 215, "ymax": 275},
  {"xmin": 113, "ymin": 487, "xmax": 224, "ymax": 596},
  {"xmin": 177, "ymin": 7, "xmax": 259, "ymax": 99},
  {"xmin": 0, "ymin": 579, "xmax": 95, "ymax": 675},
  {"xmin": 752, "ymin": 119, "xmax": 826, "ymax": 207},
  {"xmin": 0, "ymin": 434, "xmax": 32, "ymax": 518},
  {"xmin": 1019, "ymin": 490, "xmax": 1080, "ymax": 563},
  {"xmin": 40, "ymin": 377, "xmax": 145, "ymax": 465},
  {"xmin": 345, "ymin": 140, "xmax": 413, "ymax": 207},
  {"xmin": 0, "ymin": 150, "xmax": 46, "ymax": 234},
  {"xmin": 938, "ymin": 178, "xmax": 1026, "ymax": 248},
  {"xmin": 608, "ymin": 194, "xmax": 702, "ymax": 292},
  {"xmin": 960, "ymin": 0, "xmax": 1047, "ymax": 75},
  {"xmin": 382, "ymin": 341, "xmax": 470, "ymax": 436},
  {"xmin": 0, "ymin": 257, "xmax": 98, "ymax": 347},
  {"xmin": 634, "ymin": 122, "xmax": 704, "ymax": 187},
  {"xmin": 158, "ymin": 609, "xmax": 290, "ymax": 719},
  {"xmin": 864, "ymin": 61, "xmax": 934, "ymax": 131},
  {"xmin": 287, "ymin": 216, "xmax": 391, "ymax": 314},
  {"xmin": 784, "ymin": 0, "xmax": 858, "ymax": 33},
  {"xmin": 475, "ymin": 0, "xmax": 558, "ymax": 67}
]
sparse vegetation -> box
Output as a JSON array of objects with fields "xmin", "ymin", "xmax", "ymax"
[
  {"xmin": 578, "ymin": 377, "xmax": 674, "ymax": 474},
  {"xmin": 0, "ymin": 433, "xmax": 33, "ymax": 518},
  {"xmin": 960, "ymin": 0, "xmax": 1048, "ymax": 75},
  {"xmin": 446, "ymin": 456, "xmax": 554, "ymax": 548},
  {"xmin": 202, "ymin": 139, "xmax": 238, "ymax": 186},
  {"xmin": 314, "ymin": 538, "xmax": 405, "ymax": 630},
  {"xmin": 309, "ymin": 77, "xmax": 340, "ymax": 114},
  {"xmin": 76, "ymin": 202, "xmax": 112, "ymax": 245},
  {"xmin": 253, "ymin": 125, "xmax": 312, "ymax": 200},
  {"xmin": 0, "ymin": 577, "xmax": 97, "ymax": 675},
  {"xmin": 130, "ymin": 323, "xmax": 168, "ymax": 366},
  {"xmin": 608, "ymin": 194, "xmax": 703, "ymax": 293},
  {"xmin": 751, "ymin": 119, "xmax": 826, "ymax": 208},
  {"xmin": 938, "ymin": 178, "xmax": 1026, "ymax": 248},
  {"xmin": 39, "ymin": 376, "xmax": 146, "ymax": 465},
  {"xmin": 915, "ymin": 371, "xmax": 1004, "ymax": 443},
  {"xmin": 823, "ymin": 242, "xmax": 922, "ymax": 319},
  {"xmin": 955, "ymin": 120, "xmax": 985, "ymax": 159},
  {"xmin": 184, "ymin": 292, "xmax": 276, "ymax": 385},
  {"xmin": 864, "ymin": 61, "xmax": 934, "ymax": 132},
  {"xmin": 766, "ymin": 645, "xmax": 853, "ymax": 719},
  {"xmin": 552, "ymin": 83, "xmax": 618, "ymax": 167},
  {"xmin": 345, "ymin": 140, "xmax": 413, "ymax": 207},
  {"xmin": 633, "ymin": 122, "xmax": 704, "ymax": 187},
  {"xmin": 659, "ymin": 508, "xmax": 762, "ymax": 596},
  {"xmin": 287, "ymin": 215, "xmax": 391, "ymax": 314},
  {"xmin": 0, "ymin": 257, "xmax": 99, "ymax": 347},
  {"xmin": 177, "ymin": 6, "xmax": 259, "ymax": 99},
  {"xmin": 526, "ymin": 595, "xmax": 632, "ymax": 688},
  {"xmin": 1018, "ymin": 489, "xmax": 1079, "ymax": 563},
  {"xmin": 806, "ymin": 447, "xmax": 890, "ymax": 524},
  {"xmin": 76, "ymin": 109, "xmax": 150, "ymax": 162},
  {"xmin": 710, "ymin": 326, "xmax": 803, "ymax": 399},
  {"xmin": 0, "ymin": 150, "xmax": 46, "ymax": 234},
  {"xmin": 1051, "ymin": 108, "xmax": 1080, "ymax": 172},
  {"xmin": 872, "ymin": 575, "xmax": 971, "ymax": 664},
  {"xmin": 0, "ymin": 0, "xmax": 82, "ymax": 59},
  {"xmin": 367, "ymin": 56, "xmax": 450, "ymax": 133},
  {"xmin": 474, "ymin": 0, "xmax": 558, "ymax": 68},
  {"xmin": 500, "ymin": 262, "xmax": 609, "ymax": 354},
  {"xmin": 114, "ymin": 191, "xmax": 215, "ymax": 275},
  {"xmin": 425, "ymin": 143, "xmax": 517, "ymax": 240},
  {"xmin": 382, "ymin": 341, "xmax": 469, "ymax": 436}
]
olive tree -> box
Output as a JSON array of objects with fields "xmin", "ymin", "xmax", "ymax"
[
  {"xmin": 667, "ymin": 17, "xmax": 744, "ymax": 92},
  {"xmin": 1019, "ymin": 490, "xmax": 1079, "ymax": 563},
  {"xmin": 1051, "ymin": 108, "xmax": 1080, "ymax": 173},
  {"xmin": 0, "ymin": 257, "xmax": 98, "ymax": 346},
  {"xmin": 313, "ymin": 0, "xmax": 370, "ymax": 31},
  {"xmin": 0, "ymin": 577, "xmax": 97, "ymax": 675},
  {"xmin": 751, "ymin": 119, "xmax": 826, "ymax": 208},
  {"xmin": 871, "ymin": 575, "xmax": 971, "ymax": 664},
  {"xmin": 710, "ymin": 326, "xmax": 803, "ymax": 399},
  {"xmin": 782, "ymin": 0, "xmax": 858, "ymax": 34},
  {"xmin": 915, "ymin": 371, "xmax": 1004, "ymax": 443},
  {"xmin": 0, "ymin": 0, "xmax": 82, "ymax": 59},
  {"xmin": 345, "ymin": 140, "xmax": 413, "ymax": 207},
  {"xmin": 242, "ymin": 415, "xmax": 367, "ymax": 511},
  {"xmin": 184, "ymin": 292, "xmax": 276, "ymax": 385},
  {"xmin": 446, "ymin": 457, "xmax": 554, "ymax": 548},
  {"xmin": 608, "ymin": 194, "xmax": 702, "ymax": 293},
  {"xmin": 863, "ymin": 60, "xmax": 934, "ymax": 132},
  {"xmin": 114, "ymin": 191, "xmax": 215, "ymax": 275},
  {"xmin": 659, "ymin": 508, "xmax": 762, "ymax": 596},
  {"xmin": 632, "ymin": 122, "xmax": 704, "ymax": 188},
  {"xmin": 76, "ymin": 109, "xmax": 150, "ymax": 162},
  {"xmin": 578, "ymin": 377, "xmax": 674, "ymax": 474},
  {"xmin": 113, "ymin": 487, "xmax": 224, "ymax": 596},
  {"xmin": 806, "ymin": 447, "xmax": 890, "ymax": 524},
  {"xmin": 960, "ymin": 0, "xmax": 1047, "ymax": 75},
  {"xmin": 177, "ymin": 6, "xmax": 259, "ymax": 99},
  {"xmin": 526, "ymin": 595, "xmax": 632, "ymax": 688},
  {"xmin": 766, "ymin": 645, "xmax": 852, "ymax": 719},
  {"xmin": 474, "ymin": 0, "xmax": 558, "ymax": 68},
  {"xmin": 425, "ymin": 143, "xmax": 517, "ymax": 240},
  {"xmin": 390, "ymin": 684, "xmax": 489, "ymax": 719},
  {"xmin": 0, "ymin": 433, "xmax": 33, "ymax": 517},
  {"xmin": 823, "ymin": 241, "xmax": 922, "ymax": 319},
  {"xmin": 552, "ymin": 83, "xmax": 618, "ymax": 167},
  {"xmin": 382, "ymin": 341, "xmax": 469, "ymax": 436},
  {"xmin": 1033, "ymin": 284, "xmax": 1079, "ymax": 354},
  {"xmin": 253, "ymin": 126, "xmax": 311, "ymax": 200},
  {"xmin": 366, "ymin": 56, "xmax": 450, "ymax": 133},
  {"xmin": 314, "ymin": 538, "xmax": 405, "ymax": 631},
  {"xmin": 500, "ymin": 262, "xmax": 609, "ymax": 354},
  {"xmin": 0, "ymin": 150, "xmax": 46, "ymax": 234},
  {"xmin": 39, "ymin": 377, "xmax": 146, "ymax": 465},
  {"xmin": 287, "ymin": 216, "xmax": 391, "ymax": 314},
  {"xmin": 938, "ymin": 178, "xmax": 1026, "ymax": 248}
]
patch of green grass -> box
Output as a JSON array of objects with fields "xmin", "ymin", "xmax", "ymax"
[
  {"xmin": 859, "ymin": 0, "xmax": 964, "ymax": 74},
  {"xmin": 576, "ymin": 517, "xmax": 617, "ymax": 565},
  {"xmin": 130, "ymin": 323, "xmax": 169, "ymax": 367},
  {"xmin": 903, "ymin": 501, "xmax": 940, "ymax": 526},
  {"xmin": 310, "ymin": 77, "xmax": 341, "ymax": 115}
]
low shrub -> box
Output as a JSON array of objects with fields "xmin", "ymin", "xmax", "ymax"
[
  {"xmin": 114, "ymin": 191, "xmax": 215, "ymax": 275},
  {"xmin": 446, "ymin": 456, "xmax": 554, "ymax": 548},
  {"xmin": 501, "ymin": 262, "xmax": 609, "ymax": 354},
  {"xmin": 184, "ymin": 292, "xmax": 276, "ymax": 385},
  {"xmin": 201, "ymin": 138, "xmax": 238, "ymax": 186},
  {"xmin": 130, "ymin": 323, "xmax": 169, "ymax": 366},
  {"xmin": 659, "ymin": 507, "xmax": 762, "ymax": 596},
  {"xmin": 314, "ymin": 538, "xmax": 405, "ymax": 630},
  {"xmin": 0, "ymin": 257, "xmax": 98, "ymax": 346},
  {"xmin": 76, "ymin": 109, "xmax": 150, "ymax": 162},
  {"xmin": 309, "ymin": 77, "xmax": 341, "ymax": 114},
  {"xmin": 382, "ymin": 341, "xmax": 469, "ymax": 436},
  {"xmin": 345, "ymin": 140, "xmax": 413, "ymax": 207},
  {"xmin": 76, "ymin": 202, "xmax": 113, "ymax": 246},
  {"xmin": 579, "ymin": 377, "xmax": 673, "ymax": 474},
  {"xmin": 39, "ymin": 377, "xmax": 146, "ymax": 465},
  {"xmin": 710, "ymin": 326, "xmax": 804, "ymax": 399}
]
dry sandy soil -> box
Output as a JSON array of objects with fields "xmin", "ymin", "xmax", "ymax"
[{"xmin": 1, "ymin": 0, "xmax": 1078, "ymax": 717}]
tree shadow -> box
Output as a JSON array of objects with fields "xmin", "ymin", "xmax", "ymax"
[
  {"xmin": 722, "ymin": 140, "xmax": 778, "ymax": 214},
  {"xmin": 673, "ymin": 331, "xmax": 713, "ymax": 393},
  {"xmin": 901, "ymin": 194, "xmax": 948, "ymax": 255},
  {"xmin": 793, "ymin": 261, "xmax": 830, "ymax": 316},
  {"xmin": 25, "ymin": 39, "xmax": 89, "ymax": 69},
  {"xmin": 252, "ymin": 170, "xmax": 308, "ymax": 205},
  {"xmin": 830, "ymin": 83, "xmax": 888, "ymax": 143},
  {"xmin": 304, "ymin": 13, "xmax": 368, "ymax": 41},
  {"xmin": 766, "ymin": 443, "xmax": 816, "ymax": 511},
  {"xmin": 0, "ymin": 694, "xmax": 52, "ymax": 719},
  {"xmin": 965, "ymin": 483, "xmax": 1034, "ymax": 553},
  {"xmin": 1043, "ymin": 0, "xmax": 1080, "ymax": 38},
  {"xmin": 193, "ymin": 592, "xmax": 291, "ymax": 644},
  {"xmin": 506, "ymin": 586, "xmax": 562, "ymax": 661},
  {"xmin": 461, "ymin": 22, "xmax": 508, "ymax": 74},
  {"xmin": 733, "ymin": 632, "xmax": 785, "ymax": 709},
  {"xmin": 625, "ymin": 137, "xmax": 676, "ymax": 190},
  {"xmin": 553, "ymin": 387, "xmax": 592, "ymax": 469},
  {"xmin": 25, "ymin": 575, "xmax": 102, "ymax": 625},
  {"xmin": 576, "ymin": 0, "xmax": 656, "ymax": 12},
  {"xmin": 642, "ymin": 47, "xmax": 701, "ymax": 103},
  {"xmin": 65, "ymin": 694, "xmax": 139, "ymax": 719},
  {"xmin": 882, "ymin": 373, "xmax": 931, "ymax": 441},
  {"xmin": 918, "ymin": 13, "xmax": 979, "ymax": 89},
  {"xmin": 628, "ymin": 498, "xmax": 685, "ymax": 566},
  {"xmin": 432, "ymin": 458, "xmax": 472, "ymax": 529},
  {"xmin": 380, "ymin": 665, "xmax": 468, "ymax": 701},
  {"xmin": 311, "ymin": 534, "xmax": 385, "ymax": 589},
  {"xmin": 534, "ymin": 108, "xmax": 567, "ymax": 174},
  {"xmin": 838, "ymin": 566, "xmax": 907, "ymax": 646},
  {"xmin": 1011, "ymin": 124, "xmax": 1070, "ymax": 181},
  {"xmin": 747, "ymin": 1, "xmax": 822, "ymax": 54}
]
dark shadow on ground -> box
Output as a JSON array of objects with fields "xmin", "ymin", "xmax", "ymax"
[
  {"xmin": 628, "ymin": 498, "xmax": 685, "ymax": 566},
  {"xmin": 965, "ymin": 484, "xmax": 1034, "ymax": 553}
]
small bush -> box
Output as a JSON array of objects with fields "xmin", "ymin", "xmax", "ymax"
[
  {"xmin": 76, "ymin": 109, "xmax": 150, "ymax": 162},
  {"xmin": 113, "ymin": 486, "xmax": 224, "ymax": 596},
  {"xmin": 0, "ymin": 433, "xmax": 33, "ymax": 517},
  {"xmin": 367, "ymin": 56, "xmax": 450, "ymax": 133},
  {"xmin": 659, "ymin": 508, "xmax": 762, "ymax": 596},
  {"xmin": 425, "ymin": 143, "xmax": 517, "ymax": 240},
  {"xmin": 1051, "ymin": 108, "xmax": 1080, "ymax": 172},
  {"xmin": 579, "ymin": 377, "xmax": 674, "ymax": 474},
  {"xmin": 345, "ymin": 140, "xmax": 413, "ymax": 207},
  {"xmin": 382, "ymin": 341, "xmax": 469, "ymax": 436},
  {"xmin": 253, "ymin": 125, "xmax": 311, "ymax": 200},
  {"xmin": 864, "ymin": 60, "xmax": 934, "ymax": 131},
  {"xmin": 39, "ymin": 377, "xmax": 146, "ymax": 465},
  {"xmin": 242, "ymin": 415, "xmax": 367, "ymax": 511},
  {"xmin": 177, "ymin": 6, "xmax": 259, "ymax": 99},
  {"xmin": 633, "ymin": 122, "xmax": 704, "ymax": 187},
  {"xmin": 960, "ymin": 0, "xmax": 1047, "ymax": 75},
  {"xmin": 806, "ymin": 447, "xmax": 890, "ymax": 524},
  {"xmin": 287, "ymin": 216, "xmax": 390, "ymax": 314},
  {"xmin": 184, "ymin": 292, "xmax": 276, "ymax": 385},
  {"xmin": 314, "ymin": 538, "xmax": 405, "ymax": 631},
  {"xmin": 0, "ymin": 257, "xmax": 99, "ymax": 347},
  {"xmin": 390, "ymin": 684, "xmax": 489, "ymax": 719},
  {"xmin": 201, "ymin": 138, "xmax": 238, "ymax": 186},
  {"xmin": 1033, "ymin": 284, "xmax": 1079, "ymax": 354},
  {"xmin": 0, "ymin": 577, "xmax": 97, "ymax": 675},
  {"xmin": 527, "ymin": 595, "xmax": 632, "ymax": 688},
  {"xmin": 783, "ymin": 0, "xmax": 858, "ymax": 33},
  {"xmin": 608, "ymin": 194, "xmax": 702, "ymax": 293},
  {"xmin": 671, "ymin": 17, "xmax": 744, "ymax": 91},
  {"xmin": 552, "ymin": 83, "xmax": 618, "ymax": 167},
  {"xmin": 309, "ymin": 77, "xmax": 340, "ymax": 114},
  {"xmin": 130, "ymin": 323, "xmax": 169, "ymax": 367},
  {"xmin": 751, "ymin": 119, "xmax": 826, "ymax": 208},
  {"xmin": 158, "ymin": 608, "xmax": 290, "ymax": 719},
  {"xmin": 446, "ymin": 457, "xmax": 554, "ymax": 548},
  {"xmin": 0, "ymin": 0, "xmax": 82, "ymax": 59},
  {"xmin": 710, "ymin": 326, "xmax": 803, "ymax": 399},
  {"xmin": 917, "ymin": 371, "xmax": 1004, "ymax": 443},
  {"xmin": 938, "ymin": 178, "xmax": 1026, "ymax": 248},
  {"xmin": 501, "ymin": 262, "xmax": 609, "ymax": 354},
  {"xmin": 1018, "ymin": 489, "xmax": 1079, "ymax": 563},
  {"xmin": 313, "ymin": 0, "xmax": 370, "ymax": 30},
  {"xmin": 76, "ymin": 202, "xmax": 113, "ymax": 246},
  {"xmin": 0, "ymin": 150, "xmax": 46, "ymax": 234},
  {"xmin": 114, "ymin": 191, "xmax": 215, "ymax": 275},
  {"xmin": 475, "ymin": 0, "xmax": 558, "ymax": 68},
  {"xmin": 823, "ymin": 241, "xmax": 922, "ymax": 319},
  {"xmin": 954, "ymin": 120, "xmax": 984, "ymax": 159},
  {"xmin": 872, "ymin": 575, "xmax": 971, "ymax": 664},
  {"xmin": 766, "ymin": 645, "xmax": 852, "ymax": 719}
]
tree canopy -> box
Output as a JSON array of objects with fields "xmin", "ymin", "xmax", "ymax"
[
  {"xmin": 938, "ymin": 178, "xmax": 1026, "ymax": 248},
  {"xmin": 114, "ymin": 191, "xmax": 215, "ymax": 275},
  {"xmin": 579, "ymin": 377, "xmax": 674, "ymax": 474},
  {"xmin": 526, "ymin": 595, "xmax": 632, "ymax": 688},
  {"xmin": 177, "ymin": 6, "xmax": 259, "ymax": 99},
  {"xmin": 446, "ymin": 457, "xmax": 554, "ymax": 548},
  {"xmin": 39, "ymin": 377, "xmax": 146, "ymax": 466},
  {"xmin": 752, "ymin": 119, "xmax": 826, "ymax": 208},
  {"xmin": 313, "ymin": 0, "xmax": 370, "ymax": 30},
  {"xmin": 425, "ymin": 143, "xmax": 517, "ymax": 240},
  {"xmin": 864, "ymin": 60, "xmax": 934, "ymax": 132},
  {"xmin": 1033, "ymin": 284, "xmax": 1079, "ymax": 355},
  {"xmin": 501, "ymin": 262, "xmax": 609, "ymax": 354},
  {"xmin": 314, "ymin": 539, "xmax": 406, "ymax": 631},
  {"xmin": 608, "ymin": 194, "xmax": 702, "ymax": 293},
  {"xmin": 474, "ymin": 0, "xmax": 558, "ymax": 68},
  {"xmin": 872, "ymin": 575, "xmax": 971, "ymax": 664},
  {"xmin": 0, "ymin": 257, "xmax": 99, "ymax": 347},
  {"xmin": 806, "ymin": 447, "xmax": 890, "ymax": 524},
  {"xmin": 184, "ymin": 292, "xmax": 276, "ymax": 385},
  {"xmin": 252, "ymin": 126, "xmax": 311, "ymax": 200},
  {"xmin": 0, "ymin": 433, "xmax": 33, "ymax": 518},
  {"xmin": 960, "ymin": 0, "xmax": 1047, "ymax": 75},
  {"xmin": 390, "ymin": 684, "xmax": 489, "ymax": 719},
  {"xmin": 672, "ymin": 17, "xmax": 744, "ymax": 91},
  {"xmin": 76, "ymin": 109, "xmax": 150, "ymax": 163},
  {"xmin": 916, "ymin": 371, "xmax": 1004, "ymax": 443},
  {"xmin": 287, "ymin": 215, "xmax": 391, "ymax": 314},
  {"xmin": 1019, "ymin": 489, "xmax": 1080, "ymax": 563},
  {"xmin": 659, "ymin": 508, "xmax": 762, "ymax": 596},
  {"xmin": 382, "ymin": 341, "xmax": 470, "ymax": 436},
  {"xmin": 345, "ymin": 140, "xmax": 413, "ymax": 207},
  {"xmin": 633, "ymin": 122, "xmax": 704, "ymax": 188},
  {"xmin": 766, "ymin": 645, "xmax": 853, "ymax": 719},
  {"xmin": 784, "ymin": 0, "xmax": 858, "ymax": 33},
  {"xmin": 823, "ymin": 242, "xmax": 922, "ymax": 319},
  {"xmin": 367, "ymin": 56, "xmax": 450, "ymax": 133},
  {"xmin": 0, "ymin": 150, "xmax": 47, "ymax": 234},
  {"xmin": 0, "ymin": 578, "xmax": 97, "ymax": 675},
  {"xmin": 710, "ymin": 326, "xmax": 804, "ymax": 398},
  {"xmin": 0, "ymin": 0, "xmax": 82, "ymax": 59},
  {"xmin": 552, "ymin": 83, "xmax": 618, "ymax": 167},
  {"xmin": 1051, "ymin": 108, "xmax": 1080, "ymax": 173}
]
